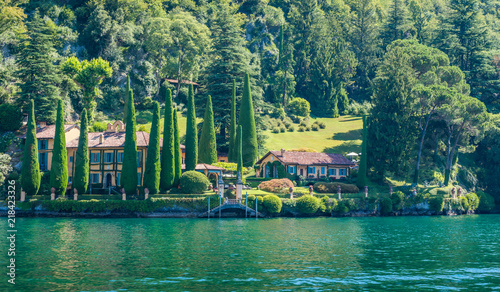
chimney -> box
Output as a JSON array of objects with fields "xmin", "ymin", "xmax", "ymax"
[
  {"xmin": 281, "ymin": 148, "xmax": 285, "ymax": 157},
  {"xmin": 99, "ymin": 134, "xmax": 104, "ymax": 144}
]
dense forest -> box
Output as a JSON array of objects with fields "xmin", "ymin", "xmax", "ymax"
[{"xmin": 1, "ymin": 0, "xmax": 500, "ymax": 200}]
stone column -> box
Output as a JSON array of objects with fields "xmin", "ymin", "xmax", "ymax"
[
  {"xmin": 236, "ymin": 171, "xmax": 243, "ymax": 200},
  {"xmin": 289, "ymin": 187, "xmax": 294, "ymax": 199},
  {"xmin": 121, "ymin": 188, "xmax": 126, "ymax": 201},
  {"xmin": 309, "ymin": 185, "xmax": 313, "ymax": 197},
  {"xmin": 73, "ymin": 188, "xmax": 78, "ymax": 201},
  {"xmin": 20, "ymin": 189, "xmax": 25, "ymax": 202},
  {"xmin": 364, "ymin": 186, "xmax": 368, "ymax": 198},
  {"xmin": 144, "ymin": 188, "xmax": 149, "ymax": 200},
  {"xmin": 51, "ymin": 187, "xmax": 55, "ymax": 200},
  {"xmin": 337, "ymin": 185, "xmax": 341, "ymax": 200}
]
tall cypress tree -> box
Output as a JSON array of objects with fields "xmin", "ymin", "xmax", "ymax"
[
  {"xmin": 236, "ymin": 125, "xmax": 243, "ymax": 176},
  {"xmin": 50, "ymin": 99, "xmax": 68, "ymax": 196},
  {"xmin": 198, "ymin": 95, "xmax": 217, "ymax": 164},
  {"xmin": 239, "ymin": 73, "xmax": 258, "ymax": 167},
  {"xmin": 122, "ymin": 88, "xmax": 138, "ymax": 195},
  {"xmin": 21, "ymin": 100, "xmax": 40, "ymax": 196},
  {"xmin": 160, "ymin": 86, "xmax": 175, "ymax": 191},
  {"xmin": 16, "ymin": 12, "xmax": 60, "ymax": 123},
  {"xmin": 73, "ymin": 109, "xmax": 89, "ymax": 195},
  {"xmin": 144, "ymin": 101, "xmax": 161, "ymax": 194},
  {"xmin": 357, "ymin": 115, "xmax": 368, "ymax": 188},
  {"xmin": 185, "ymin": 84, "xmax": 198, "ymax": 171},
  {"xmin": 173, "ymin": 109, "xmax": 182, "ymax": 187},
  {"xmin": 228, "ymin": 80, "xmax": 237, "ymax": 162},
  {"xmin": 123, "ymin": 75, "xmax": 130, "ymax": 123}
]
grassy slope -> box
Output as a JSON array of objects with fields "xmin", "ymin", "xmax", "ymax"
[{"xmin": 263, "ymin": 115, "xmax": 363, "ymax": 154}]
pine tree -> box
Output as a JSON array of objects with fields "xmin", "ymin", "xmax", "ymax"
[
  {"xmin": 228, "ymin": 80, "xmax": 237, "ymax": 162},
  {"xmin": 381, "ymin": 0, "xmax": 411, "ymax": 48},
  {"xmin": 16, "ymin": 12, "xmax": 60, "ymax": 123},
  {"xmin": 122, "ymin": 88, "xmax": 138, "ymax": 195},
  {"xmin": 202, "ymin": 0, "xmax": 262, "ymax": 151},
  {"xmin": 144, "ymin": 101, "xmax": 161, "ymax": 194},
  {"xmin": 185, "ymin": 84, "xmax": 198, "ymax": 171},
  {"xmin": 123, "ymin": 75, "xmax": 130, "ymax": 123},
  {"xmin": 357, "ymin": 115, "xmax": 368, "ymax": 188},
  {"xmin": 73, "ymin": 109, "xmax": 89, "ymax": 195},
  {"xmin": 236, "ymin": 125, "xmax": 243, "ymax": 176},
  {"xmin": 173, "ymin": 109, "xmax": 182, "ymax": 187},
  {"xmin": 198, "ymin": 95, "xmax": 217, "ymax": 164},
  {"xmin": 239, "ymin": 73, "xmax": 258, "ymax": 167},
  {"xmin": 160, "ymin": 86, "xmax": 175, "ymax": 191},
  {"xmin": 21, "ymin": 100, "xmax": 40, "ymax": 196},
  {"xmin": 50, "ymin": 99, "xmax": 68, "ymax": 196}
]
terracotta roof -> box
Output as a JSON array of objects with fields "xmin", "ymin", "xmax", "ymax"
[
  {"xmin": 181, "ymin": 163, "xmax": 225, "ymax": 171},
  {"xmin": 67, "ymin": 131, "xmax": 187, "ymax": 149},
  {"xmin": 256, "ymin": 150, "xmax": 355, "ymax": 166},
  {"xmin": 28, "ymin": 124, "xmax": 78, "ymax": 139},
  {"xmin": 160, "ymin": 138, "xmax": 185, "ymax": 149}
]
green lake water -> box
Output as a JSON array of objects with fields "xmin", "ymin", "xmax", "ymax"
[{"xmin": 1, "ymin": 215, "xmax": 500, "ymax": 291}]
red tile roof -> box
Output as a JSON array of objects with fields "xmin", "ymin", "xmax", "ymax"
[
  {"xmin": 28, "ymin": 124, "xmax": 78, "ymax": 139},
  {"xmin": 257, "ymin": 150, "xmax": 354, "ymax": 166},
  {"xmin": 67, "ymin": 131, "xmax": 186, "ymax": 149}
]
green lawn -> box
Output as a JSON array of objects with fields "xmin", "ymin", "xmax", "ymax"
[{"xmin": 263, "ymin": 115, "xmax": 363, "ymax": 154}]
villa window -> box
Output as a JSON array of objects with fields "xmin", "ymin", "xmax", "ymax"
[
  {"xmin": 137, "ymin": 151, "xmax": 141, "ymax": 167},
  {"xmin": 91, "ymin": 153, "xmax": 100, "ymax": 164},
  {"xmin": 137, "ymin": 172, "xmax": 141, "ymax": 186},
  {"xmin": 116, "ymin": 173, "xmax": 121, "ymax": 186},
  {"xmin": 329, "ymin": 169, "xmax": 337, "ymax": 176},
  {"xmin": 308, "ymin": 166, "xmax": 315, "ymax": 174},
  {"xmin": 69, "ymin": 156, "xmax": 73, "ymax": 163},
  {"xmin": 90, "ymin": 173, "xmax": 99, "ymax": 184},
  {"xmin": 321, "ymin": 167, "xmax": 325, "ymax": 175},
  {"xmin": 68, "ymin": 176, "xmax": 72, "ymax": 184},
  {"xmin": 104, "ymin": 152, "xmax": 113, "ymax": 163},
  {"xmin": 117, "ymin": 152, "xmax": 124, "ymax": 163},
  {"xmin": 288, "ymin": 166, "xmax": 296, "ymax": 174},
  {"xmin": 38, "ymin": 140, "xmax": 48, "ymax": 150},
  {"xmin": 339, "ymin": 169, "xmax": 346, "ymax": 176},
  {"xmin": 39, "ymin": 153, "xmax": 48, "ymax": 171}
]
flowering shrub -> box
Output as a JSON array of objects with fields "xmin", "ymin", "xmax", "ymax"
[{"xmin": 258, "ymin": 178, "xmax": 294, "ymax": 193}]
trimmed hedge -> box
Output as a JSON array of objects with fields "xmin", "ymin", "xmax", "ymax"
[
  {"xmin": 313, "ymin": 182, "xmax": 359, "ymax": 194},
  {"xmin": 379, "ymin": 197, "xmax": 393, "ymax": 216},
  {"xmin": 179, "ymin": 171, "xmax": 210, "ymax": 194},
  {"xmin": 263, "ymin": 194, "xmax": 282, "ymax": 214},
  {"xmin": 429, "ymin": 196, "xmax": 444, "ymax": 213},
  {"xmin": 296, "ymin": 195, "xmax": 320, "ymax": 214}
]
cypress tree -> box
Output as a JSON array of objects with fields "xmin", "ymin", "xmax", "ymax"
[
  {"xmin": 160, "ymin": 86, "xmax": 175, "ymax": 191},
  {"xmin": 173, "ymin": 109, "xmax": 182, "ymax": 187},
  {"xmin": 198, "ymin": 95, "xmax": 217, "ymax": 164},
  {"xmin": 144, "ymin": 101, "xmax": 161, "ymax": 194},
  {"xmin": 73, "ymin": 109, "xmax": 89, "ymax": 195},
  {"xmin": 123, "ymin": 75, "xmax": 130, "ymax": 123},
  {"xmin": 357, "ymin": 115, "xmax": 368, "ymax": 188},
  {"xmin": 236, "ymin": 125, "xmax": 243, "ymax": 176},
  {"xmin": 228, "ymin": 80, "xmax": 237, "ymax": 162},
  {"xmin": 50, "ymin": 99, "xmax": 68, "ymax": 196},
  {"xmin": 122, "ymin": 88, "xmax": 138, "ymax": 195},
  {"xmin": 21, "ymin": 100, "xmax": 40, "ymax": 196},
  {"xmin": 185, "ymin": 84, "xmax": 198, "ymax": 171},
  {"xmin": 239, "ymin": 73, "xmax": 258, "ymax": 167}
]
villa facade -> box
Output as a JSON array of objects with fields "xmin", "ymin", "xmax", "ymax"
[{"xmin": 256, "ymin": 149, "xmax": 354, "ymax": 179}]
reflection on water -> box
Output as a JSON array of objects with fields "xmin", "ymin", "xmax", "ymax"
[{"xmin": 1, "ymin": 216, "xmax": 499, "ymax": 291}]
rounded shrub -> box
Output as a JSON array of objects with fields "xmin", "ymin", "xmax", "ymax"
[
  {"xmin": 272, "ymin": 127, "xmax": 280, "ymax": 133},
  {"xmin": 390, "ymin": 191, "xmax": 405, "ymax": 211},
  {"xmin": 287, "ymin": 97, "xmax": 311, "ymax": 117},
  {"xmin": 314, "ymin": 182, "xmax": 359, "ymax": 193},
  {"xmin": 288, "ymin": 126, "xmax": 295, "ymax": 132},
  {"xmin": 336, "ymin": 200, "xmax": 349, "ymax": 213},
  {"xmin": 298, "ymin": 126, "xmax": 305, "ymax": 132},
  {"xmin": 280, "ymin": 126, "xmax": 286, "ymax": 133},
  {"xmin": 477, "ymin": 191, "xmax": 495, "ymax": 212},
  {"xmin": 299, "ymin": 121, "xmax": 308, "ymax": 127},
  {"xmin": 379, "ymin": 197, "xmax": 393, "ymax": 216},
  {"xmin": 311, "ymin": 124, "xmax": 319, "ymax": 131},
  {"xmin": 258, "ymin": 178, "xmax": 294, "ymax": 193},
  {"xmin": 305, "ymin": 126, "xmax": 311, "ymax": 131},
  {"xmin": 318, "ymin": 122, "xmax": 326, "ymax": 129},
  {"xmin": 429, "ymin": 196, "xmax": 444, "ymax": 213},
  {"xmin": 296, "ymin": 195, "xmax": 321, "ymax": 214},
  {"xmin": 179, "ymin": 171, "xmax": 210, "ymax": 194},
  {"xmin": 263, "ymin": 194, "xmax": 282, "ymax": 214},
  {"xmin": 247, "ymin": 194, "xmax": 256, "ymax": 208},
  {"xmin": 465, "ymin": 193, "xmax": 479, "ymax": 211}
]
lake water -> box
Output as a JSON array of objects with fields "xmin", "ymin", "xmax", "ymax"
[{"xmin": 1, "ymin": 215, "xmax": 500, "ymax": 291}]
